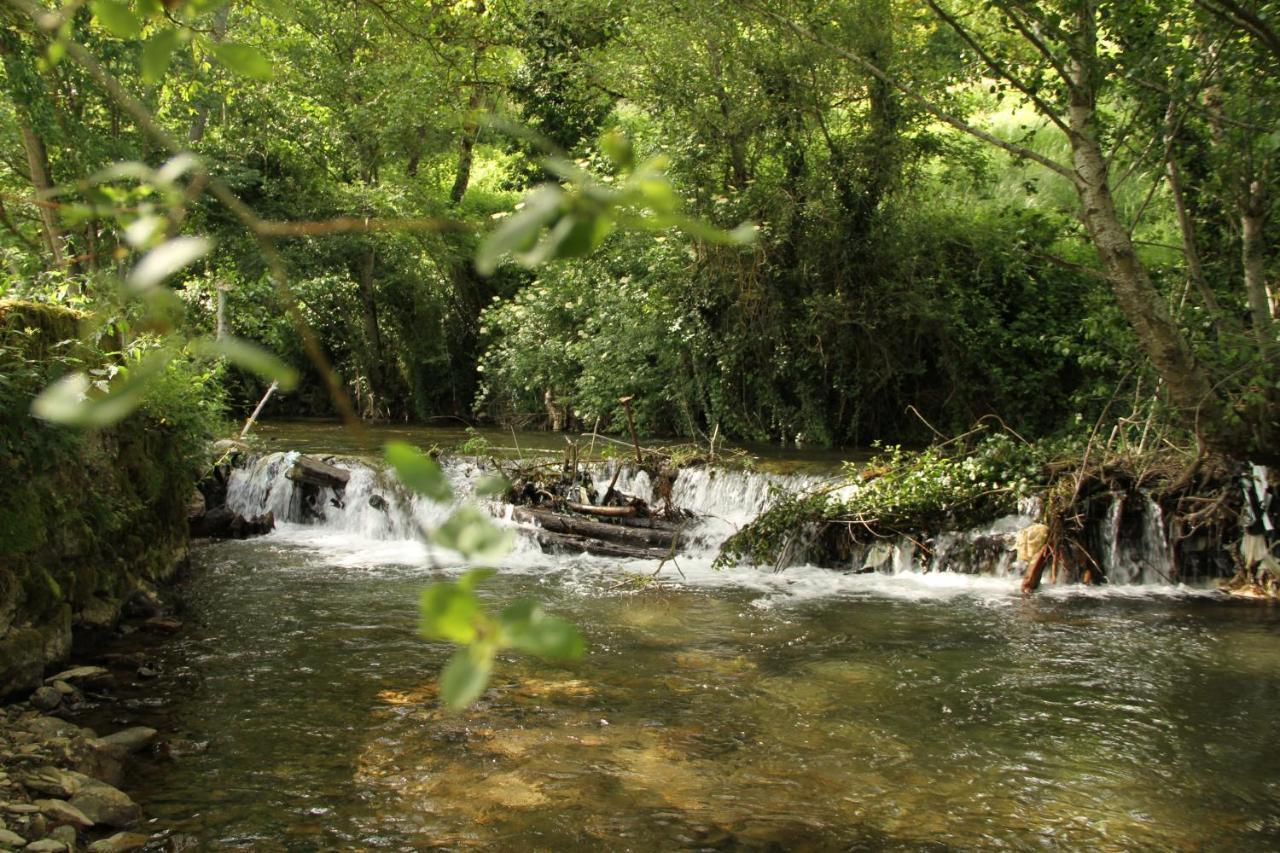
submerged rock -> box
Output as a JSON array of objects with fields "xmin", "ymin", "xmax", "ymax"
[
  {"xmin": 87, "ymin": 832, "xmax": 149, "ymax": 852},
  {"xmin": 69, "ymin": 781, "xmax": 141, "ymax": 828}
]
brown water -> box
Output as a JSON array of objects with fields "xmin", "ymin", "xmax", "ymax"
[{"xmin": 96, "ymin": 535, "xmax": 1280, "ymax": 851}]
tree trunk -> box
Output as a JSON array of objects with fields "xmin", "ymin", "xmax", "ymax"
[
  {"xmin": 1066, "ymin": 57, "xmax": 1238, "ymax": 455},
  {"xmin": 405, "ymin": 124, "xmax": 427, "ymax": 177},
  {"xmin": 449, "ymin": 90, "xmax": 484, "ymax": 204},
  {"xmin": 1242, "ymin": 178, "xmax": 1277, "ymax": 355},
  {"xmin": 189, "ymin": 3, "xmax": 232, "ymax": 145},
  {"xmin": 358, "ymin": 248, "xmax": 385, "ymax": 410},
  {"xmin": 18, "ymin": 123, "xmax": 64, "ymax": 268}
]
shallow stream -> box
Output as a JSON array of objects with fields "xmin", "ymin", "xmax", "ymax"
[{"xmin": 98, "ymin": 424, "xmax": 1280, "ymax": 849}]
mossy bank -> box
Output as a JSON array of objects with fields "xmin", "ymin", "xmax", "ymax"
[{"xmin": 0, "ymin": 300, "xmax": 223, "ymax": 699}]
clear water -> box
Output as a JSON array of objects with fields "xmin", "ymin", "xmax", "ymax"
[
  {"xmin": 101, "ymin": 534, "xmax": 1280, "ymax": 850},
  {"xmin": 94, "ymin": 423, "xmax": 1280, "ymax": 849}
]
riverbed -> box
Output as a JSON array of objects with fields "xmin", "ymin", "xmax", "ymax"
[{"xmin": 98, "ymin": 425, "xmax": 1280, "ymax": 849}]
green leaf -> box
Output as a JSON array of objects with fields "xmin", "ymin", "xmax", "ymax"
[
  {"xmin": 385, "ymin": 441, "xmax": 452, "ymax": 501},
  {"xmin": 31, "ymin": 349, "xmax": 173, "ymax": 428},
  {"xmin": 475, "ymin": 473, "xmax": 509, "ymax": 498},
  {"xmin": 457, "ymin": 567, "xmax": 496, "ymax": 593},
  {"xmin": 599, "ymin": 129, "xmax": 635, "ymax": 171},
  {"xmin": 433, "ymin": 506, "xmax": 514, "ymax": 561},
  {"xmin": 141, "ymin": 28, "xmax": 181, "ymax": 84},
  {"xmin": 213, "ymin": 43, "xmax": 273, "ymax": 79},
  {"xmin": 475, "ymin": 185, "xmax": 563, "ymax": 275},
  {"xmin": 418, "ymin": 583, "xmax": 479, "ymax": 643},
  {"xmin": 128, "ymin": 236, "xmax": 212, "ymax": 292},
  {"xmin": 189, "ymin": 336, "xmax": 299, "ymax": 390},
  {"xmin": 500, "ymin": 600, "xmax": 586, "ymax": 660},
  {"xmin": 439, "ymin": 646, "xmax": 493, "ymax": 711},
  {"xmin": 91, "ymin": 0, "xmax": 142, "ymax": 38}
]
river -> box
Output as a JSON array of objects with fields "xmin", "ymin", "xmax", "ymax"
[{"xmin": 96, "ymin": 423, "xmax": 1280, "ymax": 849}]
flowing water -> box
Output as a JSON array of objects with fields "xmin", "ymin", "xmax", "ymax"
[{"xmin": 100, "ymin": 424, "xmax": 1280, "ymax": 850}]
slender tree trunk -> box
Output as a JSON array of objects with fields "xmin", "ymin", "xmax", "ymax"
[
  {"xmin": 1066, "ymin": 56, "xmax": 1238, "ymax": 454},
  {"xmin": 449, "ymin": 89, "xmax": 484, "ymax": 204},
  {"xmin": 19, "ymin": 123, "xmax": 64, "ymax": 267},
  {"xmin": 189, "ymin": 3, "xmax": 232, "ymax": 145},
  {"xmin": 1163, "ymin": 103, "xmax": 1225, "ymax": 326},
  {"xmin": 1242, "ymin": 177, "xmax": 1277, "ymax": 355},
  {"xmin": 406, "ymin": 124, "xmax": 427, "ymax": 177},
  {"xmin": 358, "ymin": 247, "xmax": 385, "ymax": 410}
]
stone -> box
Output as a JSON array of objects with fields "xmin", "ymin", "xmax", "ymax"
[
  {"xmin": 0, "ymin": 827, "xmax": 25, "ymax": 846},
  {"xmin": 70, "ymin": 738, "xmax": 126, "ymax": 788},
  {"xmin": 99, "ymin": 729, "xmax": 156, "ymax": 756},
  {"xmin": 69, "ymin": 783, "xmax": 140, "ymax": 828},
  {"xmin": 25, "ymin": 839, "xmax": 68, "ymax": 852},
  {"xmin": 51, "ymin": 824, "xmax": 77, "ymax": 846},
  {"xmin": 79, "ymin": 596, "xmax": 120, "ymax": 630},
  {"xmin": 141, "ymin": 617, "xmax": 182, "ymax": 634},
  {"xmin": 50, "ymin": 681, "xmax": 75, "ymax": 697},
  {"xmin": 29, "ymin": 687, "xmax": 61, "ymax": 712},
  {"xmin": 0, "ymin": 628, "xmax": 46, "ymax": 700},
  {"xmin": 121, "ymin": 589, "xmax": 163, "ymax": 620},
  {"xmin": 21, "ymin": 718, "xmax": 81, "ymax": 741},
  {"xmin": 44, "ymin": 667, "xmax": 112, "ymax": 690},
  {"xmin": 2, "ymin": 803, "xmax": 40, "ymax": 814},
  {"xmin": 21, "ymin": 766, "xmax": 86, "ymax": 798},
  {"xmin": 87, "ymin": 832, "xmax": 149, "ymax": 852},
  {"xmin": 1015, "ymin": 523, "xmax": 1050, "ymax": 563},
  {"xmin": 36, "ymin": 798, "xmax": 93, "ymax": 828}
]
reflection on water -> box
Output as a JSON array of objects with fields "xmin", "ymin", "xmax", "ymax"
[{"xmin": 101, "ymin": 536, "xmax": 1280, "ymax": 851}]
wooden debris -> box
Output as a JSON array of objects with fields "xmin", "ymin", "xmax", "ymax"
[{"xmin": 286, "ymin": 455, "xmax": 350, "ymax": 489}]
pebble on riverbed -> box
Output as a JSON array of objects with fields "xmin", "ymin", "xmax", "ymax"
[{"xmin": 1, "ymin": 675, "xmax": 152, "ymax": 851}]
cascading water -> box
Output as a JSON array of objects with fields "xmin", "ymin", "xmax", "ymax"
[{"xmin": 222, "ymin": 450, "xmax": 1218, "ymax": 589}]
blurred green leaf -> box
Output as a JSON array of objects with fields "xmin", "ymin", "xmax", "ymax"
[
  {"xmin": 476, "ymin": 184, "xmax": 563, "ymax": 275},
  {"xmin": 90, "ymin": 0, "xmax": 142, "ymax": 38},
  {"xmin": 439, "ymin": 646, "xmax": 493, "ymax": 711},
  {"xmin": 419, "ymin": 583, "xmax": 480, "ymax": 643},
  {"xmin": 433, "ymin": 506, "xmax": 513, "ymax": 560},
  {"xmin": 189, "ymin": 336, "xmax": 299, "ymax": 390},
  {"xmin": 128, "ymin": 236, "xmax": 212, "ymax": 292},
  {"xmin": 213, "ymin": 43, "xmax": 274, "ymax": 79},
  {"xmin": 141, "ymin": 28, "xmax": 182, "ymax": 84},
  {"xmin": 599, "ymin": 129, "xmax": 635, "ymax": 171},
  {"xmin": 385, "ymin": 441, "xmax": 452, "ymax": 501},
  {"xmin": 475, "ymin": 473, "xmax": 510, "ymax": 498},
  {"xmin": 500, "ymin": 600, "xmax": 586, "ymax": 660},
  {"xmin": 31, "ymin": 349, "xmax": 173, "ymax": 428}
]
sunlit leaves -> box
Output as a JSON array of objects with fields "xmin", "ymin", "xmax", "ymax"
[
  {"xmin": 419, "ymin": 580, "xmax": 482, "ymax": 643},
  {"xmin": 188, "ymin": 336, "xmax": 299, "ymax": 389},
  {"xmin": 385, "ymin": 441, "xmax": 453, "ymax": 502},
  {"xmin": 499, "ymin": 599, "xmax": 585, "ymax": 659},
  {"xmin": 438, "ymin": 647, "xmax": 493, "ymax": 710}
]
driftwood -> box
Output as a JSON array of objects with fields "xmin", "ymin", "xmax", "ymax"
[
  {"xmin": 287, "ymin": 456, "xmax": 350, "ymax": 490},
  {"xmin": 566, "ymin": 502, "xmax": 636, "ymax": 518},
  {"xmin": 513, "ymin": 507, "xmax": 680, "ymax": 549},
  {"xmin": 524, "ymin": 528, "xmax": 671, "ymax": 561},
  {"xmin": 1021, "ymin": 545, "xmax": 1052, "ymax": 593}
]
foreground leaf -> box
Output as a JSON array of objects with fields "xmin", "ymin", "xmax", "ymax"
[
  {"xmin": 189, "ymin": 336, "xmax": 299, "ymax": 390},
  {"xmin": 385, "ymin": 441, "xmax": 452, "ymax": 501},
  {"xmin": 439, "ymin": 646, "xmax": 493, "ymax": 711}
]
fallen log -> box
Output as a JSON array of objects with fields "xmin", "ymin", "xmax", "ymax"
[
  {"xmin": 287, "ymin": 455, "xmax": 350, "ymax": 489},
  {"xmin": 513, "ymin": 507, "xmax": 679, "ymax": 549},
  {"xmin": 566, "ymin": 502, "xmax": 635, "ymax": 518},
  {"xmin": 526, "ymin": 528, "xmax": 670, "ymax": 561},
  {"xmin": 1021, "ymin": 545, "xmax": 1052, "ymax": 593}
]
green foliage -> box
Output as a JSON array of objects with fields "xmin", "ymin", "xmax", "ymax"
[{"xmin": 718, "ymin": 430, "xmax": 1056, "ymax": 568}]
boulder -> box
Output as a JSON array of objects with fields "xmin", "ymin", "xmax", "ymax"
[
  {"xmin": 69, "ymin": 782, "xmax": 140, "ymax": 828},
  {"xmin": 88, "ymin": 832, "xmax": 150, "ymax": 853},
  {"xmin": 36, "ymin": 798, "xmax": 94, "ymax": 828},
  {"xmin": 21, "ymin": 766, "xmax": 87, "ymax": 798},
  {"xmin": 44, "ymin": 666, "xmax": 113, "ymax": 690},
  {"xmin": 70, "ymin": 737, "xmax": 127, "ymax": 788},
  {"xmin": 0, "ymin": 628, "xmax": 46, "ymax": 700},
  {"xmin": 79, "ymin": 596, "xmax": 120, "ymax": 630},
  {"xmin": 30, "ymin": 686, "xmax": 61, "ymax": 712},
  {"xmin": 99, "ymin": 728, "xmax": 156, "ymax": 755},
  {"xmin": 1015, "ymin": 523, "xmax": 1050, "ymax": 563}
]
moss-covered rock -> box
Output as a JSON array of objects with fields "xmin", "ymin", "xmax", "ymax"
[{"xmin": 0, "ymin": 300, "xmax": 211, "ymax": 697}]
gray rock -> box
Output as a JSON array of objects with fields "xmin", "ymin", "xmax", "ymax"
[
  {"xmin": 0, "ymin": 827, "xmax": 26, "ymax": 846},
  {"xmin": 87, "ymin": 832, "xmax": 149, "ymax": 853},
  {"xmin": 21, "ymin": 766, "xmax": 87, "ymax": 798},
  {"xmin": 68, "ymin": 782, "xmax": 140, "ymax": 828},
  {"xmin": 20, "ymin": 718, "xmax": 81, "ymax": 741},
  {"xmin": 70, "ymin": 738, "xmax": 126, "ymax": 789},
  {"xmin": 79, "ymin": 596, "xmax": 120, "ymax": 630},
  {"xmin": 36, "ymin": 798, "xmax": 93, "ymax": 828},
  {"xmin": 50, "ymin": 824, "xmax": 77, "ymax": 846},
  {"xmin": 2, "ymin": 802, "xmax": 40, "ymax": 814},
  {"xmin": 29, "ymin": 687, "xmax": 61, "ymax": 712},
  {"xmin": 50, "ymin": 682, "xmax": 76, "ymax": 697},
  {"xmin": 25, "ymin": 839, "xmax": 68, "ymax": 852},
  {"xmin": 98, "ymin": 729, "xmax": 156, "ymax": 756},
  {"xmin": 44, "ymin": 667, "xmax": 112, "ymax": 689}
]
